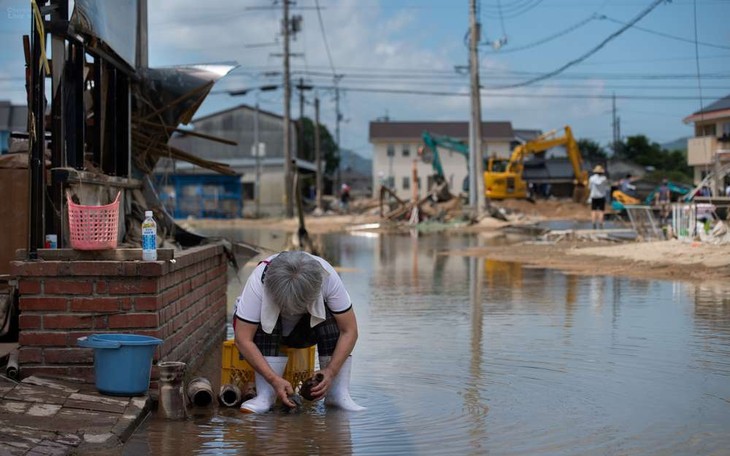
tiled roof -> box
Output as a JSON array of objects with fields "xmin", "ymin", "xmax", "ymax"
[
  {"xmin": 369, "ymin": 121, "xmax": 514, "ymax": 141},
  {"xmin": 691, "ymin": 94, "xmax": 730, "ymax": 115}
]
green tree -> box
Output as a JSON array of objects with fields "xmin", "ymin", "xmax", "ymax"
[
  {"xmin": 299, "ymin": 117, "xmax": 340, "ymax": 175},
  {"xmin": 614, "ymin": 134, "xmax": 692, "ymax": 183},
  {"xmin": 577, "ymin": 138, "xmax": 608, "ymax": 162}
]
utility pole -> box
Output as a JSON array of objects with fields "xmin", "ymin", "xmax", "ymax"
[
  {"xmin": 298, "ymin": 77, "xmax": 305, "ymax": 162},
  {"xmin": 468, "ymin": 0, "xmax": 485, "ymax": 215},
  {"xmin": 282, "ymin": 0, "xmax": 294, "ymax": 218},
  {"xmin": 296, "ymin": 78, "xmax": 313, "ymax": 161},
  {"xmin": 334, "ymin": 77, "xmax": 342, "ymax": 191},
  {"xmin": 254, "ymin": 102, "xmax": 261, "ymax": 217},
  {"xmin": 315, "ymin": 96, "xmax": 323, "ymax": 212},
  {"xmin": 612, "ymin": 93, "xmax": 618, "ymax": 155}
]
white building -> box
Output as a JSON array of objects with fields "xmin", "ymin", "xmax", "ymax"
[
  {"xmin": 369, "ymin": 120, "xmax": 514, "ymax": 200},
  {"xmin": 683, "ymin": 94, "xmax": 730, "ymax": 191}
]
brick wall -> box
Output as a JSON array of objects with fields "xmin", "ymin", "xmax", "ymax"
[{"xmin": 11, "ymin": 243, "xmax": 228, "ymax": 386}]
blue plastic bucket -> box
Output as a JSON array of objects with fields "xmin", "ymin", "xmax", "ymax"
[{"xmin": 77, "ymin": 334, "xmax": 163, "ymax": 396}]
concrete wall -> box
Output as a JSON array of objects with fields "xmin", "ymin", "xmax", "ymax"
[{"xmin": 11, "ymin": 244, "xmax": 228, "ymax": 387}]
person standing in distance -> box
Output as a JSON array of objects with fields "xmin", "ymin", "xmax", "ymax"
[
  {"xmin": 234, "ymin": 250, "xmax": 365, "ymax": 413},
  {"xmin": 589, "ymin": 165, "xmax": 609, "ymax": 230}
]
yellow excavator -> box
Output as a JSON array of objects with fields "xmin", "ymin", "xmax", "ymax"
[{"xmin": 485, "ymin": 125, "xmax": 588, "ymax": 200}]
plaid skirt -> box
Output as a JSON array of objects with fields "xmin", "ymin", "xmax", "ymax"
[{"xmin": 253, "ymin": 309, "xmax": 340, "ymax": 357}]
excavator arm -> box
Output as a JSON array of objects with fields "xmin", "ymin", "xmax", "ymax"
[
  {"xmin": 485, "ymin": 125, "xmax": 587, "ymax": 199},
  {"xmin": 420, "ymin": 131, "xmax": 470, "ymax": 178}
]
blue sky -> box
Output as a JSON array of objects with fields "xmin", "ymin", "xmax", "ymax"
[{"xmin": 1, "ymin": 0, "xmax": 729, "ymax": 158}]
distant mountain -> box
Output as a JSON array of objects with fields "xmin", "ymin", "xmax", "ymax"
[
  {"xmin": 661, "ymin": 137, "xmax": 689, "ymax": 152},
  {"xmin": 339, "ymin": 149, "xmax": 372, "ymax": 176}
]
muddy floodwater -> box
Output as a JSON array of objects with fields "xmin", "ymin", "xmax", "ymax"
[{"xmin": 123, "ymin": 228, "xmax": 730, "ymax": 455}]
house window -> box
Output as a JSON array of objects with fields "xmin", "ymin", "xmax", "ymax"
[
  {"xmin": 722, "ymin": 123, "xmax": 730, "ymax": 140},
  {"xmin": 402, "ymin": 144, "xmax": 411, "ymax": 157},
  {"xmin": 386, "ymin": 145, "xmax": 395, "ymax": 157},
  {"xmin": 402, "ymin": 176, "xmax": 410, "ymax": 190},
  {"xmin": 697, "ymin": 124, "xmax": 716, "ymax": 137}
]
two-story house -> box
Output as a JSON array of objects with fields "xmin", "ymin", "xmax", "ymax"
[
  {"xmin": 683, "ymin": 94, "xmax": 730, "ymax": 192},
  {"xmin": 369, "ymin": 121, "xmax": 514, "ymax": 200}
]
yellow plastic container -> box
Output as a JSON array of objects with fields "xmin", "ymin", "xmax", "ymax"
[{"xmin": 220, "ymin": 339, "xmax": 316, "ymax": 389}]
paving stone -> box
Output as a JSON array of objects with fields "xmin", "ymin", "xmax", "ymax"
[
  {"xmin": 27, "ymin": 404, "xmax": 62, "ymax": 417},
  {"xmin": 68, "ymin": 393, "xmax": 129, "ymax": 408},
  {"xmin": 5, "ymin": 385, "xmax": 68, "ymax": 405},
  {"xmin": 82, "ymin": 433, "xmax": 116, "ymax": 445},
  {"xmin": 55, "ymin": 408, "xmax": 119, "ymax": 432},
  {"xmin": 0, "ymin": 381, "xmax": 16, "ymax": 399},
  {"xmin": 0, "ymin": 377, "xmax": 150, "ymax": 455},
  {"xmin": 130, "ymin": 397, "xmax": 147, "ymax": 411},
  {"xmin": 21, "ymin": 377, "xmax": 79, "ymax": 394},
  {"xmin": 54, "ymin": 434, "xmax": 81, "ymax": 447},
  {"xmin": 0, "ymin": 441, "xmax": 31, "ymax": 456},
  {"xmin": 0, "ymin": 414, "xmax": 72, "ymax": 433},
  {"xmin": 24, "ymin": 440, "xmax": 71, "ymax": 456},
  {"xmin": 0, "ymin": 422, "xmax": 54, "ymax": 442},
  {"xmin": 0, "ymin": 400, "xmax": 29, "ymax": 414},
  {"xmin": 64, "ymin": 393, "xmax": 128, "ymax": 414}
]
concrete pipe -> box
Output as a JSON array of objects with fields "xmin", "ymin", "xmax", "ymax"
[
  {"xmin": 218, "ymin": 383, "xmax": 242, "ymax": 407},
  {"xmin": 6, "ymin": 350, "xmax": 18, "ymax": 380},
  {"xmin": 187, "ymin": 377, "xmax": 214, "ymax": 407}
]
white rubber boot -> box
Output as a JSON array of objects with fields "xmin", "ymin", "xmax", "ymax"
[
  {"xmin": 240, "ymin": 356, "xmax": 288, "ymax": 414},
  {"xmin": 319, "ymin": 356, "xmax": 366, "ymax": 411}
]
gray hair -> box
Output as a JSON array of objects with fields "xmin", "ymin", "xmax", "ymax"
[{"xmin": 265, "ymin": 251, "xmax": 324, "ymax": 317}]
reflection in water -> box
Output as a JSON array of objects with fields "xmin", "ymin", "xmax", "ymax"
[
  {"xmin": 127, "ymin": 228, "xmax": 730, "ymax": 455},
  {"xmin": 465, "ymin": 256, "xmax": 488, "ymax": 452},
  {"xmin": 127, "ymin": 407, "xmax": 353, "ymax": 455}
]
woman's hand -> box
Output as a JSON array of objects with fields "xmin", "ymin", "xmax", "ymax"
[
  {"xmin": 272, "ymin": 376, "xmax": 296, "ymax": 408},
  {"xmin": 307, "ymin": 368, "xmax": 333, "ymax": 401}
]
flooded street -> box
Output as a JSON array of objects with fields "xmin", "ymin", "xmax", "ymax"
[{"xmin": 125, "ymin": 229, "xmax": 730, "ymax": 455}]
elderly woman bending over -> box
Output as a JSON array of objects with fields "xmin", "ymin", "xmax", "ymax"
[{"xmin": 234, "ymin": 250, "xmax": 365, "ymax": 413}]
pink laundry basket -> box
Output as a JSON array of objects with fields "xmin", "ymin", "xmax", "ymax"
[{"xmin": 67, "ymin": 191, "xmax": 121, "ymax": 250}]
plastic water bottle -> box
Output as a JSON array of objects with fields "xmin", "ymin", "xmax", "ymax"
[{"xmin": 141, "ymin": 210, "xmax": 157, "ymax": 261}]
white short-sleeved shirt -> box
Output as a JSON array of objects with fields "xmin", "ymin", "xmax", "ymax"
[
  {"xmin": 235, "ymin": 253, "xmax": 352, "ymax": 335},
  {"xmin": 589, "ymin": 174, "xmax": 608, "ymax": 199}
]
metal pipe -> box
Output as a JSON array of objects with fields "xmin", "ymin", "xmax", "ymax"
[
  {"xmin": 6, "ymin": 350, "xmax": 19, "ymax": 380},
  {"xmin": 218, "ymin": 383, "xmax": 242, "ymax": 408},
  {"xmin": 157, "ymin": 361, "xmax": 186, "ymax": 420},
  {"xmin": 186, "ymin": 377, "xmax": 214, "ymax": 407}
]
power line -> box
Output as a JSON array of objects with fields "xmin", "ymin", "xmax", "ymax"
[
  {"xmin": 231, "ymin": 63, "xmax": 730, "ymax": 80},
  {"xmin": 485, "ymin": 13, "xmax": 599, "ymax": 53},
  {"xmin": 313, "ymin": 0, "xmax": 337, "ymax": 76},
  {"xmin": 481, "ymin": 0, "xmax": 545, "ymax": 19},
  {"xmin": 496, "ymin": 0, "xmax": 668, "ymax": 89},
  {"xmin": 692, "ymin": 0, "xmax": 706, "ymax": 127},
  {"xmin": 602, "ymin": 15, "xmax": 730, "ymax": 50},
  {"xmin": 316, "ymin": 85, "xmax": 717, "ymax": 100}
]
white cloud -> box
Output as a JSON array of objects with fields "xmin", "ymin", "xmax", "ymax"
[{"xmin": 143, "ymin": 0, "xmax": 662, "ymax": 153}]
